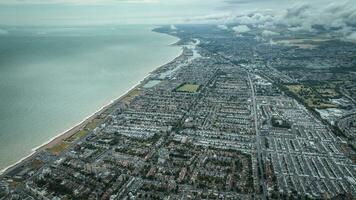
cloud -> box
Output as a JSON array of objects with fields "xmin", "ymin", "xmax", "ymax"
[
  {"xmin": 285, "ymin": 4, "xmax": 310, "ymax": 19},
  {"xmin": 261, "ymin": 30, "xmax": 279, "ymax": 37},
  {"xmin": 232, "ymin": 25, "xmax": 250, "ymax": 33},
  {"xmin": 279, "ymin": 1, "xmax": 356, "ymax": 36},
  {"xmin": 238, "ymin": 13, "xmax": 274, "ymax": 25},
  {"xmin": 170, "ymin": 25, "xmax": 177, "ymax": 30},
  {"xmin": 0, "ymin": 28, "xmax": 8, "ymax": 35},
  {"xmin": 0, "ymin": 0, "xmax": 159, "ymax": 5},
  {"xmin": 346, "ymin": 32, "xmax": 356, "ymax": 41},
  {"xmin": 0, "ymin": 0, "xmax": 225, "ymax": 25},
  {"xmin": 0, "ymin": 0, "xmax": 354, "ymax": 30},
  {"xmin": 217, "ymin": 0, "xmax": 356, "ymax": 40},
  {"xmin": 217, "ymin": 24, "xmax": 228, "ymax": 30},
  {"xmin": 183, "ymin": 13, "xmax": 233, "ymax": 23}
]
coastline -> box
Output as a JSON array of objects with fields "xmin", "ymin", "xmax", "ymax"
[{"xmin": 0, "ymin": 29, "xmax": 182, "ymax": 176}]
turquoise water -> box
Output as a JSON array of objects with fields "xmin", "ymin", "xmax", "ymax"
[{"xmin": 0, "ymin": 25, "xmax": 181, "ymax": 171}]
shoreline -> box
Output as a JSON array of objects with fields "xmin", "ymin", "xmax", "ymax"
[{"xmin": 0, "ymin": 29, "xmax": 182, "ymax": 176}]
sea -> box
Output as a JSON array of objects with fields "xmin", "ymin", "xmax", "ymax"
[{"xmin": 0, "ymin": 25, "xmax": 181, "ymax": 171}]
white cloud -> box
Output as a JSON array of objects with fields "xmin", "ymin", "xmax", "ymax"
[
  {"xmin": 232, "ymin": 25, "xmax": 250, "ymax": 33},
  {"xmin": 217, "ymin": 24, "xmax": 228, "ymax": 30},
  {"xmin": 170, "ymin": 25, "xmax": 177, "ymax": 30},
  {"xmin": 236, "ymin": 13, "xmax": 275, "ymax": 26},
  {"xmin": 346, "ymin": 32, "xmax": 356, "ymax": 41},
  {"xmin": 261, "ymin": 30, "xmax": 279, "ymax": 37}
]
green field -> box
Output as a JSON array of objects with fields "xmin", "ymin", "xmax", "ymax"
[
  {"xmin": 176, "ymin": 83, "xmax": 200, "ymax": 93},
  {"xmin": 47, "ymin": 142, "xmax": 70, "ymax": 155},
  {"xmin": 65, "ymin": 130, "xmax": 88, "ymax": 143},
  {"xmin": 121, "ymin": 89, "xmax": 141, "ymax": 103},
  {"xmin": 285, "ymin": 84, "xmax": 337, "ymax": 109}
]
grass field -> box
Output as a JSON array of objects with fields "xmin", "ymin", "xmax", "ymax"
[
  {"xmin": 285, "ymin": 84, "xmax": 337, "ymax": 109},
  {"xmin": 85, "ymin": 118, "xmax": 101, "ymax": 130},
  {"xmin": 29, "ymin": 159, "xmax": 43, "ymax": 169},
  {"xmin": 176, "ymin": 83, "xmax": 200, "ymax": 93},
  {"xmin": 65, "ymin": 130, "xmax": 88, "ymax": 143},
  {"xmin": 47, "ymin": 142, "xmax": 69, "ymax": 155},
  {"xmin": 47, "ymin": 113, "xmax": 104, "ymax": 155},
  {"xmin": 121, "ymin": 89, "xmax": 141, "ymax": 103}
]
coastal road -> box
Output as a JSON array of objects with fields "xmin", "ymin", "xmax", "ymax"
[{"xmin": 248, "ymin": 73, "xmax": 268, "ymax": 200}]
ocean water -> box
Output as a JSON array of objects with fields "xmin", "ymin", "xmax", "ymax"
[{"xmin": 0, "ymin": 25, "xmax": 181, "ymax": 171}]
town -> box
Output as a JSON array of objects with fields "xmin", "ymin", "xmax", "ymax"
[{"xmin": 0, "ymin": 24, "xmax": 355, "ymax": 199}]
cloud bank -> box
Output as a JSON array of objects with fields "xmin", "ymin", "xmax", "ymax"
[{"xmin": 213, "ymin": 0, "xmax": 356, "ymax": 40}]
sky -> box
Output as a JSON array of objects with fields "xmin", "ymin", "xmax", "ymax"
[
  {"xmin": 0, "ymin": 0, "xmax": 224, "ymax": 26},
  {"xmin": 0, "ymin": 0, "xmax": 355, "ymax": 31}
]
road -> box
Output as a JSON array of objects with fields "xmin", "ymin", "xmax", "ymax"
[{"xmin": 248, "ymin": 73, "xmax": 268, "ymax": 200}]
